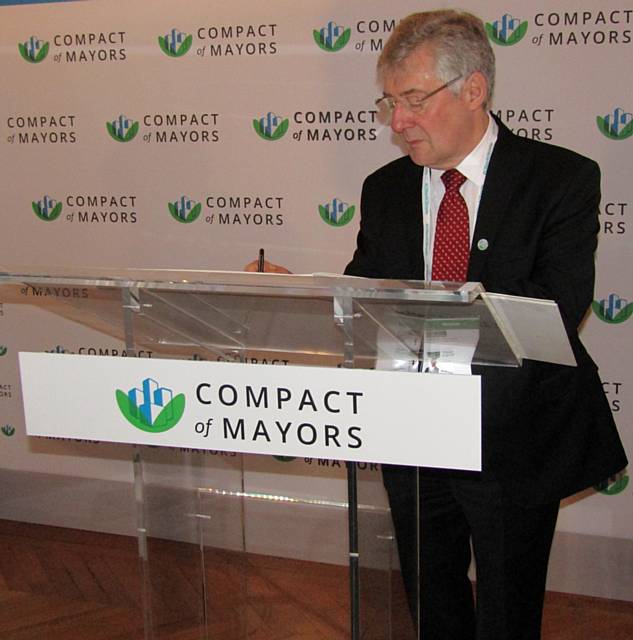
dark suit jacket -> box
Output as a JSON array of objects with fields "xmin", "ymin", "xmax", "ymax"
[{"xmin": 345, "ymin": 117, "xmax": 627, "ymax": 505}]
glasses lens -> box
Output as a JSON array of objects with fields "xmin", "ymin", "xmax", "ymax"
[{"xmin": 375, "ymin": 97, "xmax": 393, "ymax": 124}]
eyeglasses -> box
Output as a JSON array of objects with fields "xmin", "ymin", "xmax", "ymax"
[{"xmin": 375, "ymin": 75, "xmax": 463, "ymax": 118}]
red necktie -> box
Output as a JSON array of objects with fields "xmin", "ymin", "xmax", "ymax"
[{"xmin": 431, "ymin": 169, "xmax": 469, "ymax": 282}]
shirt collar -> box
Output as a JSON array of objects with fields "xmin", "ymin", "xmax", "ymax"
[
  {"xmin": 430, "ymin": 114, "xmax": 498, "ymax": 188},
  {"xmin": 455, "ymin": 114, "xmax": 498, "ymax": 187}
]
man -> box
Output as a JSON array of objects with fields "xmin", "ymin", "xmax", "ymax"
[{"xmin": 344, "ymin": 10, "xmax": 627, "ymax": 640}]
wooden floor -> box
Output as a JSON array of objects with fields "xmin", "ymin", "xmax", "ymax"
[{"xmin": 0, "ymin": 519, "xmax": 631, "ymax": 639}]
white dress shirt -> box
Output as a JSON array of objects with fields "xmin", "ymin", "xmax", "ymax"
[{"xmin": 423, "ymin": 115, "xmax": 499, "ymax": 280}]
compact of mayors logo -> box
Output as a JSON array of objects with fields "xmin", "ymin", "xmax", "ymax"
[
  {"xmin": 592, "ymin": 293, "xmax": 633, "ymax": 323},
  {"xmin": 486, "ymin": 14, "xmax": 528, "ymax": 46},
  {"xmin": 19, "ymin": 35, "xmax": 50, "ymax": 63},
  {"xmin": 116, "ymin": 377, "xmax": 185, "ymax": 433},
  {"xmin": 159, "ymin": 28, "xmax": 193, "ymax": 57},
  {"xmin": 1, "ymin": 425, "xmax": 15, "ymax": 438},
  {"xmin": 30, "ymin": 194, "xmax": 137, "ymax": 225},
  {"xmin": 253, "ymin": 112, "xmax": 289, "ymax": 141},
  {"xmin": 313, "ymin": 21, "xmax": 351, "ymax": 52},
  {"xmin": 7, "ymin": 114, "xmax": 77, "ymax": 145},
  {"xmin": 493, "ymin": 107, "xmax": 555, "ymax": 142},
  {"xmin": 195, "ymin": 23, "xmax": 278, "ymax": 57},
  {"xmin": 595, "ymin": 472, "xmax": 629, "ymax": 496},
  {"xmin": 169, "ymin": 196, "xmax": 202, "ymax": 223},
  {"xmin": 597, "ymin": 107, "xmax": 633, "ymax": 140},
  {"xmin": 107, "ymin": 114, "xmax": 139, "ymax": 142},
  {"xmin": 32, "ymin": 195, "xmax": 62, "ymax": 221},
  {"xmin": 319, "ymin": 197, "xmax": 355, "ymax": 227}
]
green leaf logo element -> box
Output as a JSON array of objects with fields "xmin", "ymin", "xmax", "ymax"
[
  {"xmin": 595, "ymin": 474, "xmax": 629, "ymax": 496},
  {"xmin": 313, "ymin": 27, "xmax": 351, "ymax": 52},
  {"xmin": 1, "ymin": 425, "xmax": 16, "ymax": 437},
  {"xmin": 124, "ymin": 121, "xmax": 139, "ymax": 141},
  {"xmin": 485, "ymin": 23, "xmax": 501, "ymax": 45},
  {"xmin": 116, "ymin": 389, "xmax": 185, "ymax": 433},
  {"xmin": 48, "ymin": 202, "xmax": 62, "ymax": 221},
  {"xmin": 35, "ymin": 41, "xmax": 49, "ymax": 62},
  {"xmin": 0, "ymin": 346, "xmax": 7, "ymax": 356},
  {"xmin": 596, "ymin": 116, "xmax": 617, "ymax": 140},
  {"xmin": 620, "ymin": 119, "xmax": 633, "ymax": 140},
  {"xmin": 158, "ymin": 34, "xmax": 193, "ymax": 58},
  {"xmin": 178, "ymin": 35, "xmax": 193, "ymax": 56},
  {"xmin": 313, "ymin": 29, "xmax": 328, "ymax": 51},
  {"xmin": 32, "ymin": 201, "xmax": 62, "ymax": 221},
  {"xmin": 106, "ymin": 121, "xmax": 118, "ymax": 141},
  {"xmin": 596, "ymin": 116, "xmax": 633, "ymax": 140},
  {"xmin": 270, "ymin": 118, "xmax": 289, "ymax": 140},
  {"xmin": 320, "ymin": 204, "xmax": 355, "ymax": 227},
  {"xmin": 18, "ymin": 42, "xmax": 28, "ymax": 61},
  {"xmin": 169, "ymin": 201, "xmax": 202, "ymax": 223},
  {"xmin": 505, "ymin": 21, "xmax": 528, "ymax": 45},
  {"xmin": 19, "ymin": 40, "xmax": 49, "ymax": 63},
  {"xmin": 253, "ymin": 117, "xmax": 289, "ymax": 141},
  {"xmin": 591, "ymin": 300, "xmax": 633, "ymax": 323},
  {"xmin": 485, "ymin": 21, "xmax": 527, "ymax": 46},
  {"xmin": 591, "ymin": 300, "xmax": 606, "ymax": 321},
  {"xmin": 158, "ymin": 35, "xmax": 171, "ymax": 56},
  {"xmin": 273, "ymin": 456, "xmax": 297, "ymax": 462},
  {"xmin": 107, "ymin": 120, "xmax": 139, "ymax": 142},
  {"xmin": 332, "ymin": 28, "xmax": 351, "ymax": 52}
]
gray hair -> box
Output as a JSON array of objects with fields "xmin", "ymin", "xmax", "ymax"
[{"xmin": 378, "ymin": 10, "xmax": 496, "ymax": 108}]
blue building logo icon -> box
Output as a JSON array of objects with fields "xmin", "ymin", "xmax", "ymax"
[
  {"xmin": 485, "ymin": 14, "xmax": 528, "ymax": 46},
  {"xmin": 158, "ymin": 28, "xmax": 193, "ymax": 57},
  {"xmin": 32, "ymin": 195, "xmax": 62, "ymax": 221},
  {"xmin": 107, "ymin": 114, "xmax": 140, "ymax": 143},
  {"xmin": 597, "ymin": 107, "xmax": 633, "ymax": 140},
  {"xmin": 253, "ymin": 112, "xmax": 289, "ymax": 141},
  {"xmin": 116, "ymin": 377, "xmax": 185, "ymax": 433},
  {"xmin": 592, "ymin": 293, "xmax": 633, "ymax": 324},
  {"xmin": 313, "ymin": 21, "xmax": 352, "ymax": 52},
  {"xmin": 168, "ymin": 196, "xmax": 202, "ymax": 223},
  {"xmin": 319, "ymin": 197, "xmax": 356, "ymax": 227}
]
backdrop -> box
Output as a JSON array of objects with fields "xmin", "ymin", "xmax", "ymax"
[{"xmin": 0, "ymin": 0, "xmax": 631, "ymax": 599}]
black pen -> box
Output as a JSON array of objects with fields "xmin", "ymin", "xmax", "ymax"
[{"xmin": 257, "ymin": 248, "xmax": 265, "ymax": 273}]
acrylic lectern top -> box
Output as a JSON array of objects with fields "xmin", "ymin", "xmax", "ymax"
[{"xmin": 1, "ymin": 266, "xmax": 566, "ymax": 370}]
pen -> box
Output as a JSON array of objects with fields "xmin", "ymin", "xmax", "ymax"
[{"xmin": 257, "ymin": 248, "xmax": 265, "ymax": 273}]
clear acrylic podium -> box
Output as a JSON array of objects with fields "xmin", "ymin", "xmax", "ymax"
[{"xmin": 3, "ymin": 266, "xmax": 555, "ymax": 640}]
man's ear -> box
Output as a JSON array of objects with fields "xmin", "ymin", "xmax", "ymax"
[{"xmin": 462, "ymin": 71, "xmax": 488, "ymax": 111}]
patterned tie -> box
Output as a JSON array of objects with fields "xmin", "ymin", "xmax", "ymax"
[{"xmin": 431, "ymin": 169, "xmax": 470, "ymax": 282}]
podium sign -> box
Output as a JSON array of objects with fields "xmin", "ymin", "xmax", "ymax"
[{"xmin": 20, "ymin": 352, "xmax": 482, "ymax": 470}]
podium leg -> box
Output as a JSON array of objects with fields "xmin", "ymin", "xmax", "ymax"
[
  {"xmin": 133, "ymin": 447, "xmax": 155, "ymax": 640},
  {"xmin": 347, "ymin": 461, "xmax": 360, "ymax": 640}
]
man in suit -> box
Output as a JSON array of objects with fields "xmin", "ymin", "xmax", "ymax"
[{"xmin": 344, "ymin": 10, "xmax": 628, "ymax": 640}]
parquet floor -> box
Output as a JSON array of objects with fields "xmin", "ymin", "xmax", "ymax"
[{"xmin": 0, "ymin": 519, "xmax": 631, "ymax": 639}]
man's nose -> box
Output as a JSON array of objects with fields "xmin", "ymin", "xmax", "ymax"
[{"xmin": 390, "ymin": 102, "xmax": 412, "ymax": 133}]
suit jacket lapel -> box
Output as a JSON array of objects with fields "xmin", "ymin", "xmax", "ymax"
[{"xmin": 468, "ymin": 118, "xmax": 523, "ymax": 282}]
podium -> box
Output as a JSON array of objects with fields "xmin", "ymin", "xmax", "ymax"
[{"xmin": 2, "ymin": 267, "xmax": 573, "ymax": 639}]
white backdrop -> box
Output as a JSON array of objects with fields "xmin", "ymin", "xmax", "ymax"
[{"xmin": 0, "ymin": 0, "xmax": 631, "ymax": 599}]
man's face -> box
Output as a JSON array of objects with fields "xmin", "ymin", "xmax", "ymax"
[{"xmin": 382, "ymin": 46, "xmax": 485, "ymax": 169}]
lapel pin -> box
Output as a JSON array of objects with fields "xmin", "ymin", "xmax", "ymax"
[{"xmin": 477, "ymin": 238, "xmax": 489, "ymax": 251}]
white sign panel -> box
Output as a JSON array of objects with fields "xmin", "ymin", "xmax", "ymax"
[{"xmin": 19, "ymin": 353, "xmax": 481, "ymax": 470}]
